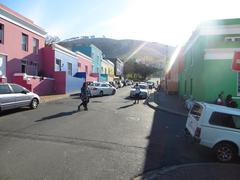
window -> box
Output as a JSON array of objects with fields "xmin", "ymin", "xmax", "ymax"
[
  {"xmin": 10, "ymin": 84, "xmax": 26, "ymax": 93},
  {"xmin": 101, "ymin": 84, "xmax": 108, "ymax": 87},
  {"xmin": 22, "ymin": 33, "xmax": 28, "ymax": 51},
  {"xmin": 184, "ymin": 80, "xmax": 187, "ymax": 94},
  {"xmin": 21, "ymin": 60, "xmax": 27, "ymax": 73},
  {"xmin": 190, "ymin": 103, "xmax": 203, "ymax": 120},
  {"xmin": 67, "ymin": 62, "xmax": 72, "ymax": 76},
  {"xmin": 190, "ymin": 48, "xmax": 193, "ymax": 66},
  {"xmin": 78, "ymin": 63, "xmax": 81, "ymax": 68},
  {"xmin": 32, "ymin": 38, "xmax": 39, "ymax": 54},
  {"xmin": 56, "ymin": 59, "xmax": 61, "ymax": 71},
  {"xmin": 209, "ymin": 112, "xmax": 240, "ymax": 129},
  {"xmin": 0, "ymin": 24, "xmax": 4, "ymax": 44},
  {"xmin": 0, "ymin": 84, "xmax": 11, "ymax": 94},
  {"xmin": 85, "ymin": 65, "xmax": 88, "ymax": 74}
]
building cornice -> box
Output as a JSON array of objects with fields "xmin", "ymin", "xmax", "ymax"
[{"xmin": 0, "ymin": 7, "xmax": 46, "ymax": 37}]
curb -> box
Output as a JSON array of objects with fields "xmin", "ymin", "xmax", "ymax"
[
  {"xmin": 132, "ymin": 163, "xmax": 240, "ymax": 180},
  {"xmin": 146, "ymin": 95, "xmax": 188, "ymax": 117},
  {"xmin": 40, "ymin": 94, "xmax": 69, "ymax": 103}
]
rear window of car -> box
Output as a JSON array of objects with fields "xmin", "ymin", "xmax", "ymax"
[
  {"xmin": 10, "ymin": 84, "xmax": 25, "ymax": 93},
  {"xmin": 0, "ymin": 84, "xmax": 12, "ymax": 94},
  {"xmin": 190, "ymin": 103, "xmax": 203, "ymax": 120},
  {"xmin": 139, "ymin": 85, "xmax": 147, "ymax": 89},
  {"xmin": 209, "ymin": 112, "xmax": 240, "ymax": 129},
  {"xmin": 93, "ymin": 83, "xmax": 100, "ymax": 87}
]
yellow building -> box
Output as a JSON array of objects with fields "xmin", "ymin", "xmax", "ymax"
[{"xmin": 101, "ymin": 59, "xmax": 115, "ymax": 82}]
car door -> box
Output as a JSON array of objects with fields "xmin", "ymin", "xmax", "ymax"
[
  {"xmin": 0, "ymin": 84, "xmax": 16, "ymax": 110},
  {"xmin": 10, "ymin": 84, "xmax": 32, "ymax": 107}
]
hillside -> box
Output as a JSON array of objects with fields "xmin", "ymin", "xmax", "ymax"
[{"xmin": 58, "ymin": 37, "xmax": 175, "ymax": 68}]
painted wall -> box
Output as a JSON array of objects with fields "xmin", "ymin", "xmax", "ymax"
[
  {"xmin": 76, "ymin": 52, "xmax": 97, "ymax": 82},
  {"xmin": 66, "ymin": 75, "xmax": 84, "ymax": 94},
  {"xmin": 179, "ymin": 25, "xmax": 240, "ymax": 105},
  {"xmin": 42, "ymin": 47, "xmax": 55, "ymax": 77},
  {"xmin": 0, "ymin": 9, "xmax": 45, "ymax": 82}
]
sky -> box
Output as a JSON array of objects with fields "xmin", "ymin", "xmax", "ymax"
[{"xmin": 1, "ymin": 0, "xmax": 240, "ymax": 46}]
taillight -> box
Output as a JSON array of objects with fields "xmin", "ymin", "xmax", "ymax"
[{"xmin": 194, "ymin": 127, "xmax": 201, "ymax": 138}]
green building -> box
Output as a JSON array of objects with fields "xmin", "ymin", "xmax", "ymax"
[{"xmin": 179, "ymin": 18, "xmax": 240, "ymax": 104}]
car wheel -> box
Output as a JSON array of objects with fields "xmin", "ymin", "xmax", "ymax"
[
  {"xmin": 30, "ymin": 98, "xmax": 39, "ymax": 109},
  {"xmin": 99, "ymin": 91, "xmax": 103, "ymax": 97},
  {"xmin": 214, "ymin": 142, "xmax": 237, "ymax": 162},
  {"xmin": 112, "ymin": 89, "xmax": 116, "ymax": 95}
]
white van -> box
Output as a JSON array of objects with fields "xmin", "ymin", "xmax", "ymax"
[{"xmin": 185, "ymin": 102, "xmax": 240, "ymax": 162}]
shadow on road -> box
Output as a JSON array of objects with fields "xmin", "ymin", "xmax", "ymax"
[
  {"xmin": 117, "ymin": 103, "xmax": 135, "ymax": 109},
  {"xmin": 143, "ymin": 110, "xmax": 215, "ymax": 173},
  {"xmin": 0, "ymin": 108, "xmax": 31, "ymax": 117},
  {"xmin": 35, "ymin": 110, "xmax": 78, "ymax": 122}
]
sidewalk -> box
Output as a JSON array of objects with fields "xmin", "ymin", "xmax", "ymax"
[
  {"xmin": 40, "ymin": 94, "xmax": 69, "ymax": 103},
  {"xmin": 133, "ymin": 163, "xmax": 240, "ymax": 180},
  {"xmin": 147, "ymin": 90, "xmax": 188, "ymax": 117}
]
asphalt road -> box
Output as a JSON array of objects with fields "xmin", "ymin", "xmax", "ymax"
[{"xmin": 0, "ymin": 87, "xmax": 215, "ymax": 180}]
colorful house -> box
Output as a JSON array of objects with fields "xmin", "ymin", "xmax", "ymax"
[
  {"xmin": 179, "ymin": 18, "xmax": 240, "ymax": 104},
  {"xmin": 76, "ymin": 51, "xmax": 97, "ymax": 82},
  {"xmin": 42, "ymin": 44, "xmax": 84, "ymax": 94},
  {"xmin": 72, "ymin": 44, "xmax": 103, "ymax": 81},
  {"xmin": 164, "ymin": 47, "xmax": 184, "ymax": 94},
  {"xmin": 105, "ymin": 59, "xmax": 115, "ymax": 82},
  {"xmin": 107, "ymin": 58, "xmax": 124, "ymax": 79},
  {"xmin": 0, "ymin": 4, "xmax": 58, "ymax": 95}
]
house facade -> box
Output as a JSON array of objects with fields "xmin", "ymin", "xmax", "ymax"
[
  {"xmin": 179, "ymin": 18, "xmax": 240, "ymax": 104},
  {"xmin": 42, "ymin": 44, "xmax": 84, "ymax": 94},
  {"xmin": 107, "ymin": 58, "xmax": 124, "ymax": 79},
  {"xmin": 76, "ymin": 51, "xmax": 97, "ymax": 82},
  {"xmin": 72, "ymin": 44, "xmax": 103, "ymax": 81},
  {"xmin": 0, "ymin": 4, "xmax": 46, "ymax": 83},
  {"xmin": 164, "ymin": 47, "xmax": 184, "ymax": 94}
]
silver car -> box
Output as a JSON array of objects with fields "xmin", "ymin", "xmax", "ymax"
[{"xmin": 0, "ymin": 83, "xmax": 40, "ymax": 111}]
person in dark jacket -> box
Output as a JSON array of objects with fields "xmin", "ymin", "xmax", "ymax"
[
  {"xmin": 78, "ymin": 82, "xmax": 90, "ymax": 111},
  {"xmin": 225, "ymin": 94, "xmax": 238, "ymax": 108}
]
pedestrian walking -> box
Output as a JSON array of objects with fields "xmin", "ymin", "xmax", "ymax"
[
  {"xmin": 225, "ymin": 94, "xmax": 238, "ymax": 108},
  {"xmin": 134, "ymin": 83, "xmax": 141, "ymax": 104},
  {"xmin": 215, "ymin": 91, "xmax": 224, "ymax": 106},
  {"xmin": 78, "ymin": 82, "xmax": 90, "ymax": 111}
]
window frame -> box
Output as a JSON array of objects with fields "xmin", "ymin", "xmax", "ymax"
[
  {"xmin": 0, "ymin": 23, "xmax": 4, "ymax": 44},
  {"xmin": 21, "ymin": 33, "xmax": 28, "ymax": 51},
  {"xmin": 67, "ymin": 62, "xmax": 72, "ymax": 76},
  {"xmin": 56, "ymin": 59, "xmax": 62, "ymax": 71},
  {"xmin": 32, "ymin": 38, "xmax": 39, "ymax": 54}
]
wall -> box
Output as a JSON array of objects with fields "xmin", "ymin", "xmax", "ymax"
[
  {"xmin": 91, "ymin": 45, "xmax": 103, "ymax": 74},
  {"xmin": 54, "ymin": 49, "xmax": 78, "ymax": 76},
  {"xmin": 42, "ymin": 47, "xmax": 55, "ymax": 77},
  {"xmin": 12, "ymin": 73, "xmax": 54, "ymax": 96},
  {"xmin": 0, "ymin": 15, "xmax": 45, "ymax": 82},
  {"xmin": 53, "ymin": 71, "xmax": 66, "ymax": 94},
  {"xmin": 66, "ymin": 75, "xmax": 84, "ymax": 94}
]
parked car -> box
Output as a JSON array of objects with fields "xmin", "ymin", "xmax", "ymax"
[
  {"xmin": 88, "ymin": 82, "xmax": 116, "ymax": 96},
  {"xmin": 130, "ymin": 83, "xmax": 149, "ymax": 99},
  {"xmin": 126, "ymin": 80, "xmax": 133, "ymax": 86},
  {"xmin": 146, "ymin": 81, "xmax": 155, "ymax": 89},
  {"xmin": 185, "ymin": 102, "xmax": 240, "ymax": 162},
  {"xmin": 0, "ymin": 83, "xmax": 40, "ymax": 111},
  {"xmin": 116, "ymin": 81, "xmax": 124, "ymax": 88},
  {"xmin": 108, "ymin": 81, "xmax": 118, "ymax": 89}
]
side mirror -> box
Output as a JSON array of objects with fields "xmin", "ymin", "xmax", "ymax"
[{"xmin": 21, "ymin": 90, "xmax": 28, "ymax": 94}]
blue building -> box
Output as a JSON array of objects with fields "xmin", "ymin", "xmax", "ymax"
[{"xmin": 72, "ymin": 44, "xmax": 103, "ymax": 80}]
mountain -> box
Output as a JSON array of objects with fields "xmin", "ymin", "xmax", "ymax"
[{"xmin": 58, "ymin": 37, "xmax": 175, "ymax": 69}]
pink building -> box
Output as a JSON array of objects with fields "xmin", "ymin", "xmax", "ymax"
[
  {"xmin": 0, "ymin": 4, "xmax": 46, "ymax": 82},
  {"xmin": 76, "ymin": 51, "xmax": 97, "ymax": 82},
  {"xmin": 0, "ymin": 4, "xmax": 56, "ymax": 95}
]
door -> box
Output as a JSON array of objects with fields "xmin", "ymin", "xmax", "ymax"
[
  {"xmin": 10, "ymin": 84, "xmax": 32, "ymax": 107},
  {"xmin": 100, "ymin": 84, "xmax": 110, "ymax": 94},
  {"xmin": 0, "ymin": 55, "xmax": 6, "ymax": 77},
  {"xmin": 0, "ymin": 84, "xmax": 16, "ymax": 110},
  {"xmin": 186, "ymin": 103, "xmax": 203, "ymax": 136}
]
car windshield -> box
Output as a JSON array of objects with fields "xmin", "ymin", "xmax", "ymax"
[{"xmin": 1, "ymin": 1, "xmax": 239, "ymax": 179}]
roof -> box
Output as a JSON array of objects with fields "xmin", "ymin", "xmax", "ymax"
[
  {"xmin": 0, "ymin": 4, "xmax": 47, "ymax": 36},
  {"xmin": 198, "ymin": 102, "xmax": 240, "ymax": 115}
]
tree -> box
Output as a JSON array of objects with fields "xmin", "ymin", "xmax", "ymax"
[{"xmin": 45, "ymin": 35, "xmax": 60, "ymax": 45}]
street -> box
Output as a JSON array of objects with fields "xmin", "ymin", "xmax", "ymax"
[{"xmin": 0, "ymin": 87, "xmax": 215, "ymax": 180}]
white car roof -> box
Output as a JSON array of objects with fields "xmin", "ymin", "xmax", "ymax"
[{"xmin": 197, "ymin": 102, "xmax": 240, "ymax": 116}]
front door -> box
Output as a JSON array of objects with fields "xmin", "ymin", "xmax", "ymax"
[{"xmin": 0, "ymin": 55, "xmax": 6, "ymax": 77}]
